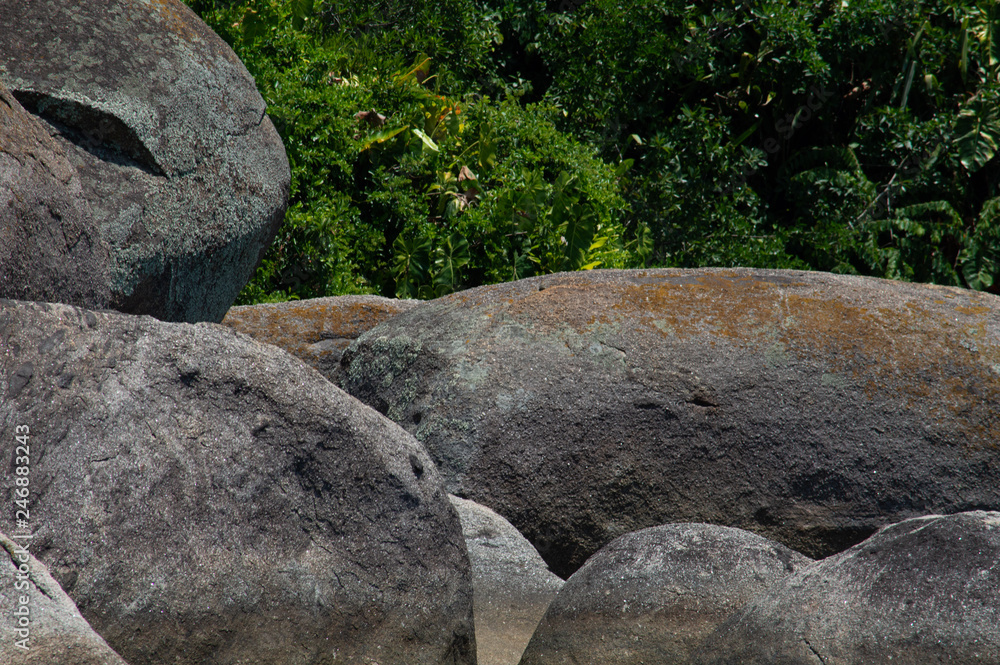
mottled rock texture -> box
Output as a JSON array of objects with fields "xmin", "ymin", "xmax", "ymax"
[
  {"xmin": 340, "ymin": 268, "xmax": 1000, "ymax": 577},
  {"xmin": 696, "ymin": 512, "xmax": 1000, "ymax": 665},
  {"xmin": 1, "ymin": 531, "xmax": 130, "ymax": 665},
  {"xmin": 0, "ymin": 81, "xmax": 112, "ymax": 309},
  {"xmin": 450, "ymin": 495, "xmax": 564, "ymax": 665},
  {"xmin": 0, "ymin": 300, "xmax": 475, "ymax": 665},
  {"xmin": 222, "ymin": 295, "xmax": 421, "ymax": 382},
  {"xmin": 0, "ymin": 0, "xmax": 289, "ymax": 322},
  {"xmin": 518, "ymin": 523, "xmax": 810, "ymax": 665}
]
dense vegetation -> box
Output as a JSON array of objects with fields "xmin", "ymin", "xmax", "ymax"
[{"xmin": 184, "ymin": 0, "xmax": 1000, "ymax": 301}]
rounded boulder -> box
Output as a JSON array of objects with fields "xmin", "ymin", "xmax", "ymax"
[
  {"xmin": 1, "ymin": 531, "xmax": 130, "ymax": 665},
  {"xmin": 695, "ymin": 511, "xmax": 1000, "ymax": 664},
  {"xmin": 0, "ymin": 0, "xmax": 289, "ymax": 322},
  {"xmin": 0, "ymin": 299, "xmax": 474, "ymax": 665},
  {"xmin": 518, "ymin": 523, "xmax": 811, "ymax": 665},
  {"xmin": 450, "ymin": 495, "xmax": 565, "ymax": 665},
  {"xmin": 340, "ymin": 268, "xmax": 1000, "ymax": 576}
]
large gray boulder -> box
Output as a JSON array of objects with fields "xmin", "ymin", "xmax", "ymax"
[
  {"xmin": 518, "ymin": 523, "xmax": 811, "ymax": 665},
  {"xmin": 696, "ymin": 511, "xmax": 1000, "ymax": 664},
  {"xmin": 450, "ymin": 495, "xmax": 564, "ymax": 665},
  {"xmin": 222, "ymin": 295, "xmax": 422, "ymax": 383},
  {"xmin": 1, "ymin": 531, "xmax": 130, "ymax": 665},
  {"xmin": 340, "ymin": 268, "xmax": 1000, "ymax": 576},
  {"xmin": 0, "ymin": 0, "xmax": 289, "ymax": 322},
  {"xmin": 0, "ymin": 299, "xmax": 475, "ymax": 665}
]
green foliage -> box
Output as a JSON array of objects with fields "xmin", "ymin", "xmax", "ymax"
[
  {"xmin": 184, "ymin": 0, "xmax": 1000, "ymax": 302},
  {"xmin": 374, "ymin": 72, "xmax": 630, "ymax": 297},
  {"xmin": 518, "ymin": 0, "xmax": 1000, "ymax": 292}
]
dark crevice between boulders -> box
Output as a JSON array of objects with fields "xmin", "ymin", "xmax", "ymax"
[{"xmin": 12, "ymin": 89, "xmax": 165, "ymax": 177}]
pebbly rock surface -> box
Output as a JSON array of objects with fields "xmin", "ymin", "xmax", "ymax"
[
  {"xmin": 1, "ymin": 531, "xmax": 130, "ymax": 665},
  {"xmin": 450, "ymin": 495, "xmax": 564, "ymax": 665},
  {"xmin": 0, "ymin": 0, "xmax": 289, "ymax": 323},
  {"xmin": 695, "ymin": 511, "xmax": 1000, "ymax": 664},
  {"xmin": 340, "ymin": 268, "xmax": 1000, "ymax": 577},
  {"xmin": 0, "ymin": 299, "xmax": 475, "ymax": 665},
  {"xmin": 518, "ymin": 523, "xmax": 811, "ymax": 665},
  {"xmin": 222, "ymin": 295, "xmax": 422, "ymax": 383}
]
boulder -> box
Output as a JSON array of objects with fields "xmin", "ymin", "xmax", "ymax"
[
  {"xmin": 1, "ymin": 531, "xmax": 130, "ymax": 665},
  {"xmin": 518, "ymin": 523, "xmax": 811, "ymax": 665},
  {"xmin": 696, "ymin": 511, "xmax": 1000, "ymax": 664},
  {"xmin": 340, "ymin": 268, "xmax": 1000, "ymax": 576},
  {"xmin": 450, "ymin": 495, "xmax": 564, "ymax": 665},
  {"xmin": 222, "ymin": 295, "xmax": 422, "ymax": 382},
  {"xmin": 0, "ymin": 81, "xmax": 112, "ymax": 309},
  {"xmin": 0, "ymin": 0, "xmax": 290, "ymax": 323},
  {"xmin": 0, "ymin": 299, "xmax": 475, "ymax": 665}
]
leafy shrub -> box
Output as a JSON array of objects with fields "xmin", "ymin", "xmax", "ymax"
[
  {"xmin": 185, "ymin": 0, "xmax": 630, "ymax": 301},
  {"xmin": 185, "ymin": 0, "xmax": 1000, "ymax": 301},
  {"xmin": 521, "ymin": 0, "xmax": 1000, "ymax": 291}
]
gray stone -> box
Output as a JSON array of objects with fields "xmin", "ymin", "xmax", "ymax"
[
  {"xmin": 696, "ymin": 511, "xmax": 1000, "ymax": 664},
  {"xmin": 0, "ymin": 80, "xmax": 112, "ymax": 309},
  {"xmin": 222, "ymin": 295, "xmax": 422, "ymax": 383},
  {"xmin": 518, "ymin": 523, "xmax": 811, "ymax": 665},
  {"xmin": 0, "ymin": 299, "xmax": 474, "ymax": 665},
  {"xmin": 339, "ymin": 268, "xmax": 1000, "ymax": 577},
  {"xmin": 0, "ymin": 0, "xmax": 290, "ymax": 322},
  {"xmin": 450, "ymin": 495, "xmax": 564, "ymax": 665},
  {"xmin": 1, "ymin": 531, "xmax": 130, "ymax": 665}
]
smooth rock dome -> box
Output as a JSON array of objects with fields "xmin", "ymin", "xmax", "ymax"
[{"xmin": 341, "ymin": 268, "xmax": 1000, "ymax": 576}]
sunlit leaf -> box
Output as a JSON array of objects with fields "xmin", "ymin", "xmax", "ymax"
[
  {"xmin": 291, "ymin": 0, "xmax": 314, "ymax": 31},
  {"xmin": 358, "ymin": 125, "xmax": 407, "ymax": 151},
  {"xmin": 954, "ymin": 101, "xmax": 1000, "ymax": 172},
  {"xmin": 412, "ymin": 128, "xmax": 439, "ymax": 152}
]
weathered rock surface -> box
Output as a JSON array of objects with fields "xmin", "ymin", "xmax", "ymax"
[
  {"xmin": 518, "ymin": 523, "xmax": 810, "ymax": 665},
  {"xmin": 1, "ymin": 531, "xmax": 130, "ymax": 665},
  {"xmin": 0, "ymin": 0, "xmax": 289, "ymax": 323},
  {"xmin": 696, "ymin": 511, "xmax": 1000, "ymax": 664},
  {"xmin": 450, "ymin": 495, "xmax": 564, "ymax": 665},
  {"xmin": 340, "ymin": 268, "xmax": 1000, "ymax": 576},
  {"xmin": 0, "ymin": 81, "xmax": 112, "ymax": 309},
  {"xmin": 0, "ymin": 300, "xmax": 474, "ymax": 665},
  {"xmin": 222, "ymin": 295, "xmax": 421, "ymax": 382}
]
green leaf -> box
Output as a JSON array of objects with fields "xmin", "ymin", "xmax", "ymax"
[
  {"xmin": 241, "ymin": 9, "xmax": 268, "ymax": 43},
  {"xmin": 614, "ymin": 158, "xmax": 634, "ymax": 177},
  {"xmin": 895, "ymin": 201, "xmax": 962, "ymax": 228},
  {"xmin": 291, "ymin": 0, "xmax": 314, "ymax": 31},
  {"xmin": 730, "ymin": 122, "xmax": 759, "ymax": 149},
  {"xmin": 954, "ymin": 101, "xmax": 1000, "ymax": 172},
  {"xmin": 359, "ymin": 125, "xmax": 408, "ymax": 152},
  {"xmin": 434, "ymin": 232, "xmax": 470, "ymax": 293},
  {"xmin": 393, "ymin": 234, "xmax": 432, "ymax": 298},
  {"xmin": 412, "ymin": 128, "xmax": 439, "ymax": 152},
  {"xmin": 561, "ymin": 205, "xmax": 598, "ymax": 271},
  {"xmin": 478, "ymin": 127, "xmax": 497, "ymax": 171}
]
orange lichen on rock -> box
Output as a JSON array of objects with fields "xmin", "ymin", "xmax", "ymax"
[{"xmin": 222, "ymin": 295, "xmax": 421, "ymax": 381}]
